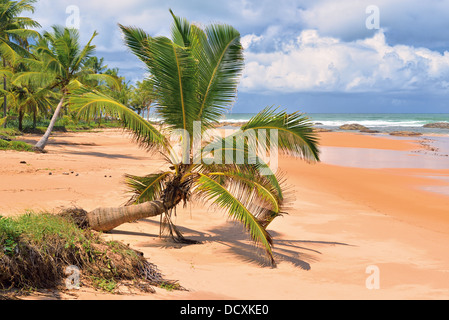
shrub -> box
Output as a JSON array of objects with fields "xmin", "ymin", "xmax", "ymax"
[
  {"xmin": 0, "ymin": 212, "xmax": 182, "ymax": 293},
  {"xmin": 0, "ymin": 140, "xmax": 9, "ymax": 149},
  {"xmin": 0, "ymin": 140, "xmax": 34, "ymax": 152},
  {"xmin": 9, "ymin": 141, "xmax": 34, "ymax": 152}
]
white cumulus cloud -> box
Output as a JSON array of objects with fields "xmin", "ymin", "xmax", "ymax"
[{"xmin": 241, "ymin": 29, "xmax": 449, "ymax": 94}]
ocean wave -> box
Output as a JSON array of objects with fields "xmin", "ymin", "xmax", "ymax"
[
  {"xmin": 314, "ymin": 120, "xmax": 429, "ymax": 127},
  {"xmin": 146, "ymin": 113, "xmax": 448, "ymax": 129}
]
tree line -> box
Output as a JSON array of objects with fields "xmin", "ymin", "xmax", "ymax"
[{"xmin": 0, "ymin": 0, "xmax": 155, "ymax": 150}]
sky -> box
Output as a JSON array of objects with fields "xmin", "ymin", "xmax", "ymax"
[{"xmin": 29, "ymin": 0, "xmax": 449, "ymax": 114}]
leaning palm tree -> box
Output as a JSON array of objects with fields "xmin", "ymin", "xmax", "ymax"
[
  {"xmin": 69, "ymin": 11, "xmax": 320, "ymax": 265},
  {"xmin": 13, "ymin": 26, "xmax": 116, "ymax": 151}
]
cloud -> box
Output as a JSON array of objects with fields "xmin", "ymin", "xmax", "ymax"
[
  {"xmin": 28, "ymin": 0, "xmax": 449, "ymax": 96},
  {"xmin": 298, "ymin": 0, "xmax": 449, "ymax": 50},
  {"xmin": 240, "ymin": 28, "xmax": 449, "ymax": 94}
]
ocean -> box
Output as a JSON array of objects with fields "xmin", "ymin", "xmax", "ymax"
[{"xmin": 220, "ymin": 113, "xmax": 449, "ymax": 135}]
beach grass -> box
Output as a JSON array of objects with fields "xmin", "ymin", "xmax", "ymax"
[
  {"xmin": 0, "ymin": 140, "xmax": 34, "ymax": 152},
  {"xmin": 0, "ymin": 128, "xmax": 22, "ymax": 138},
  {"xmin": 0, "ymin": 211, "xmax": 182, "ymax": 294}
]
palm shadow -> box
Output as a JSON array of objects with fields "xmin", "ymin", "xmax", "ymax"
[
  {"xmin": 113, "ymin": 218, "xmax": 352, "ymax": 270},
  {"xmin": 61, "ymin": 150, "xmax": 145, "ymax": 160}
]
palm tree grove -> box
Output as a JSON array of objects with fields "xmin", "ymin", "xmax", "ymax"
[{"xmin": 0, "ymin": 1, "xmax": 320, "ymax": 296}]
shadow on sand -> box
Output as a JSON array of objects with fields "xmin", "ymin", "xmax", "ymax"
[
  {"xmin": 19, "ymin": 136, "xmax": 146, "ymax": 160},
  {"xmin": 111, "ymin": 219, "xmax": 352, "ymax": 270}
]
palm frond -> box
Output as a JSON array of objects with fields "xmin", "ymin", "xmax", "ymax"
[
  {"xmin": 81, "ymin": 73, "xmax": 121, "ymax": 90},
  {"xmin": 0, "ymin": 39, "xmax": 29, "ymax": 62},
  {"xmin": 118, "ymin": 24, "xmax": 152, "ymax": 64},
  {"xmin": 5, "ymin": 28, "xmax": 39, "ymax": 40},
  {"xmin": 168, "ymin": 10, "xmax": 244, "ymax": 130},
  {"xmin": 125, "ymin": 171, "xmax": 173, "ymax": 205},
  {"xmin": 120, "ymin": 23, "xmax": 199, "ymax": 135},
  {"xmin": 72, "ymin": 30, "xmax": 98, "ymax": 72},
  {"xmin": 195, "ymin": 23, "xmax": 244, "ymax": 129},
  {"xmin": 12, "ymin": 16, "xmax": 41, "ymax": 29},
  {"xmin": 211, "ymin": 172, "xmax": 281, "ymax": 225},
  {"xmin": 0, "ymin": 67, "xmax": 13, "ymax": 78},
  {"xmin": 169, "ymin": 9, "xmax": 192, "ymax": 47},
  {"xmin": 148, "ymin": 36, "xmax": 198, "ymax": 134},
  {"xmin": 12, "ymin": 70, "xmax": 55, "ymax": 89},
  {"xmin": 240, "ymin": 106, "xmax": 321, "ymax": 162},
  {"xmin": 195, "ymin": 173, "xmax": 275, "ymax": 264},
  {"xmin": 198, "ymin": 129, "xmax": 284, "ymax": 180},
  {"xmin": 200, "ymin": 161, "xmax": 293, "ymax": 225},
  {"xmin": 69, "ymin": 86, "xmax": 169, "ymax": 153}
]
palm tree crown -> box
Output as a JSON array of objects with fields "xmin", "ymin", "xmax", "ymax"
[
  {"xmin": 70, "ymin": 10, "xmax": 320, "ymax": 265},
  {"xmin": 0, "ymin": 0, "xmax": 40, "ymax": 125}
]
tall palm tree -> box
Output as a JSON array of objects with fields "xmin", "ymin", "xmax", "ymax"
[
  {"xmin": 0, "ymin": 0, "xmax": 40, "ymax": 127},
  {"xmin": 103, "ymin": 68, "xmax": 133, "ymax": 106},
  {"xmin": 0, "ymin": 58, "xmax": 54, "ymax": 130},
  {"xmin": 14, "ymin": 26, "xmax": 117, "ymax": 151},
  {"xmin": 130, "ymin": 79, "xmax": 155, "ymax": 120},
  {"xmin": 69, "ymin": 11, "xmax": 320, "ymax": 265},
  {"xmin": 84, "ymin": 56, "xmax": 107, "ymax": 75}
]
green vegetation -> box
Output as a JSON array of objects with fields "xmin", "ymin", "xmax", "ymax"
[
  {"xmin": 0, "ymin": 127, "xmax": 20, "ymax": 136},
  {"xmin": 0, "ymin": 0, "xmax": 319, "ymax": 276},
  {"xmin": 0, "ymin": 139, "xmax": 33, "ymax": 151},
  {"xmin": 0, "ymin": 0, "xmax": 155, "ymax": 150},
  {"xmin": 68, "ymin": 10, "xmax": 320, "ymax": 265},
  {"xmin": 0, "ymin": 212, "xmax": 181, "ymax": 293}
]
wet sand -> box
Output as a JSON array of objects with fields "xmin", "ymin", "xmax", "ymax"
[{"xmin": 1, "ymin": 129, "xmax": 449, "ymax": 300}]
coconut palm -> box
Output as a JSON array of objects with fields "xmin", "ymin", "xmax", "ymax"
[
  {"xmin": 102, "ymin": 68, "xmax": 133, "ymax": 106},
  {"xmin": 130, "ymin": 79, "xmax": 155, "ymax": 120},
  {"xmin": 0, "ymin": 50, "xmax": 55, "ymax": 130},
  {"xmin": 0, "ymin": 0, "xmax": 40, "ymax": 127},
  {"xmin": 0, "ymin": 76, "xmax": 54, "ymax": 131},
  {"xmin": 8, "ymin": 82, "xmax": 54, "ymax": 131},
  {"xmin": 13, "ymin": 25, "xmax": 117, "ymax": 151},
  {"xmin": 69, "ymin": 11, "xmax": 320, "ymax": 265},
  {"xmin": 84, "ymin": 56, "xmax": 107, "ymax": 75}
]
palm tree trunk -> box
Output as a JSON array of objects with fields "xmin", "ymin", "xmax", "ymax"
[
  {"xmin": 35, "ymin": 96, "xmax": 65, "ymax": 151},
  {"xmin": 18, "ymin": 110, "xmax": 24, "ymax": 131},
  {"xmin": 79, "ymin": 185, "xmax": 186, "ymax": 232},
  {"xmin": 33, "ymin": 109, "xmax": 37, "ymax": 128},
  {"xmin": 87, "ymin": 200, "xmax": 167, "ymax": 232},
  {"xmin": 3, "ymin": 59, "xmax": 7, "ymax": 128}
]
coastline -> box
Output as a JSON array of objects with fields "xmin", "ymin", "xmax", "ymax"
[{"xmin": 1, "ymin": 129, "xmax": 449, "ymax": 300}]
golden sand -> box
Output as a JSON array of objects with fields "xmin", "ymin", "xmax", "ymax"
[{"xmin": 1, "ymin": 129, "xmax": 448, "ymax": 299}]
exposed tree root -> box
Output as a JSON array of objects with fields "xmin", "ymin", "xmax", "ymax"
[{"xmin": 0, "ymin": 212, "xmax": 184, "ymax": 294}]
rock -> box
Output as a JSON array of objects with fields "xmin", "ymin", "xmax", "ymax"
[
  {"xmin": 314, "ymin": 128, "xmax": 333, "ymax": 132},
  {"xmin": 359, "ymin": 128, "xmax": 380, "ymax": 133},
  {"xmin": 339, "ymin": 123, "xmax": 369, "ymax": 131},
  {"xmin": 389, "ymin": 131, "xmax": 423, "ymax": 137},
  {"xmin": 216, "ymin": 121, "xmax": 247, "ymax": 128},
  {"xmin": 20, "ymin": 161, "xmax": 27, "ymax": 164},
  {"xmin": 423, "ymin": 122, "xmax": 449, "ymax": 129},
  {"xmin": 48, "ymin": 172, "xmax": 52, "ymax": 175}
]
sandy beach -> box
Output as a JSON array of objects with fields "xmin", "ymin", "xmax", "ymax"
[{"xmin": 1, "ymin": 129, "xmax": 449, "ymax": 300}]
